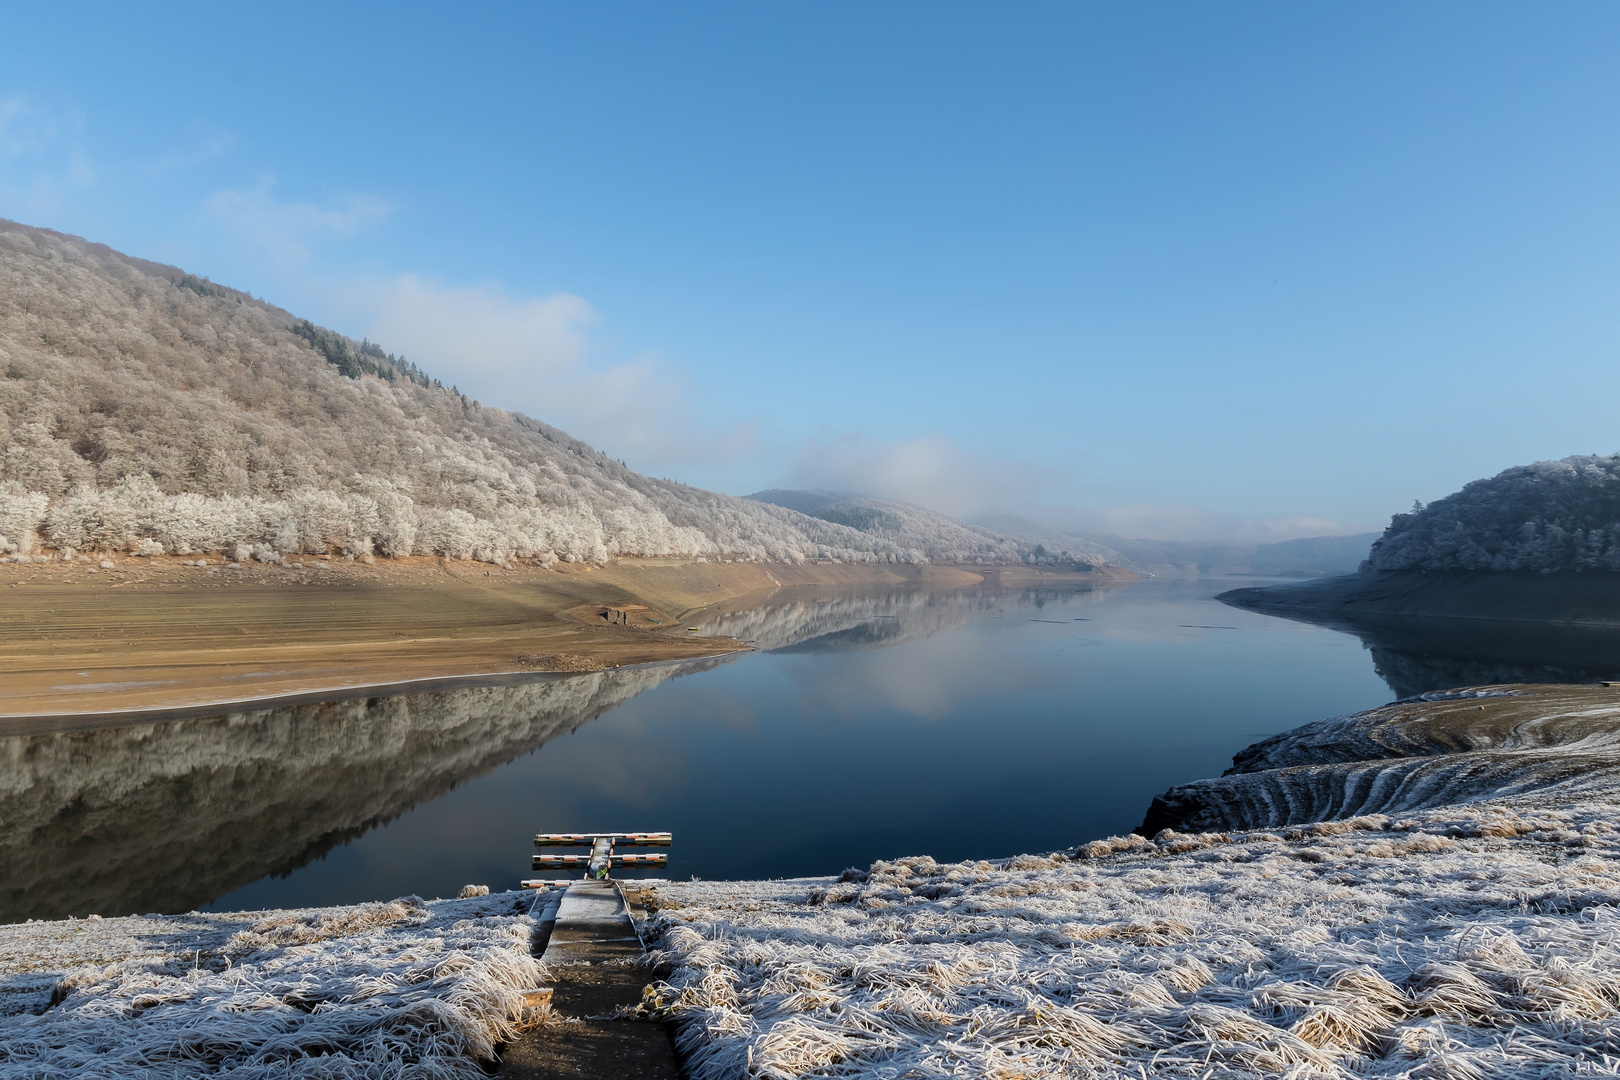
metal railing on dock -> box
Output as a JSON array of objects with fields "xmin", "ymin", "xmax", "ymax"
[{"xmin": 522, "ymin": 831, "xmax": 670, "ymax": 883}]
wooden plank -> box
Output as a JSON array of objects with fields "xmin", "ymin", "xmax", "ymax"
[{"xmin": 533, "ymin": 831, "xmax": 672, "ymax": 847}]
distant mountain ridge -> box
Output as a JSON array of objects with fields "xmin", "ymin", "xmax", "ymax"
[{"xmin": 0, "ymin": 219, "xmax": 1096, "ymax": 568}]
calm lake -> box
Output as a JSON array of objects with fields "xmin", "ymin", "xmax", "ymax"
[{"xmin": 6, "ymin": 575, "xmax": 1612, "ymax": 923}]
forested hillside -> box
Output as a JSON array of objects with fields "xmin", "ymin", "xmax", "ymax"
[
  {"xmin": 1363, "ymin": 454, "xmax": 1620, "ymax": 573},
  {"xmin": 0, "ymin": 221, "xmax": 1046, "ymax": 567}
]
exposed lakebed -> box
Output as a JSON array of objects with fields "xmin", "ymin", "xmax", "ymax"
[{"xmin": 6, "ymin": 576, "xmax": 1614, "ymax": 922}]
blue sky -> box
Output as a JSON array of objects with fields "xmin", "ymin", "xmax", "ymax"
[{"xmin": 3, "ymin": 4, "xmax": 1618, "ymax": 540}]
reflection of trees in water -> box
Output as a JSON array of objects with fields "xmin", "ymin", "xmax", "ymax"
[
  {"xmin": 5, "ymin": 586, "xmax": 1098, "ymax": 924},
  {"xmin": 705, "ymin": 586, "xmax": 1099, "ymax": 654},
  {"xmin": 0, "ymin": 663, "xmax": 717, "ymax": 923},
  {"xmin": 1367, "ymin": 647, "xmax": 1618, "ymax": 702},
  {"xmin": 1360, "ymin": 620, "xmax": 1620, "ymax": 700},
  {"xmin": 1226, "ymin": 605, "xmax": 1620, "ymax": 700}
]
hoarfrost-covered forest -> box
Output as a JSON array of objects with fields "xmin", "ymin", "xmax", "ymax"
[
  {"xmin": 1363, "ymin": 454, "xmax": 1620, "ymax": 573},
  {"xmin": 0, "ymin": 220, "xmax": 1050, "ymax": 567}
]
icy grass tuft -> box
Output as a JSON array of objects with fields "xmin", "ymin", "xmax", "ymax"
[
  {"xmin": 0, "ymin": 892, "xmax": 543, "ymax": 1079},
  {"xmin": 648, "ymin": 794, "xmax": 1620, "ymax": 1078}
]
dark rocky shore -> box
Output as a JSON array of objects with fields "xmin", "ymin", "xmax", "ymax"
[{"xmin": 1219, "ymin": 568, "xmax": 1620, "ymax": 624}]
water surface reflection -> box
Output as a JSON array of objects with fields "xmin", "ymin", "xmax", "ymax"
[
  {"xmin": 0, "ymin": 665, "xmax": 714, "ymax": 922},
  {"xmin": 1216, "ymin": 599, "xmax": 1620, "ymax": 699},
  {"xmin": 3, "ymin": 579, "xmax": 1429, "ymax": 920}
]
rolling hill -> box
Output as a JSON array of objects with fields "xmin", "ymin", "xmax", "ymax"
[{"xmin": 0, "ymin": 220, "xmax": 1065, "ymax": 569}]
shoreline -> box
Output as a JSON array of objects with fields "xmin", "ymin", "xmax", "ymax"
[
  {"xmin": 0, "ymin": 554, "xmax": 1127, "ymax": 719},
  {"xmin": 0, "ymin": 654, "xmax": 724, "ymax": 737},
  {"xmin": 1219, "ymin": 567, "xmax": 1620, "ymax": 625},
  {"xmin": 7, "ymin": 685, "xmax": 1619, "ymax": 1078}
]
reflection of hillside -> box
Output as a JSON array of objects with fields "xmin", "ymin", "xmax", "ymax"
[
  {"xmin": 704, "ymin": 587, "xmax": 1096, "ymax": 653},
  {"xmin": 1366, "ymin": 644, "xmax": 1620, "ymax": 702},
  {"xmin": 1227, "ymin": 605, "xmax": 1620, "ymax": 699},
  {"xmin": 0, "ymin": 663, "xmax": 716, "ymax": 923}
]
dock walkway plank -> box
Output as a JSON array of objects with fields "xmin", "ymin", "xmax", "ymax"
[{"xmin": 499, "ymin": 881, "xmax": 681, "ymax": 1080}]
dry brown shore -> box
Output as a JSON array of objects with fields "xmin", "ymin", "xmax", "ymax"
[{"xmin": 0, "ymin": 554, "xmax": 1125, "ymax": 721}]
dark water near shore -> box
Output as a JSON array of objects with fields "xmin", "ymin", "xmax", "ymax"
[{"xmin": 6, "ymin": 576, "xmax": 1610, "ymax": 922}]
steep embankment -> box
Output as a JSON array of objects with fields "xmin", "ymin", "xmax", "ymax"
[
  {"xmin": 1141, "ymin": 684, "xmax": 1620, "ymax": 833},
  {"xmin": 0, "ymin": 220, "xmax": 1130, "ymax": 712}
]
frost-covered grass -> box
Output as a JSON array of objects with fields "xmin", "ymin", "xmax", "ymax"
[
  {"xmin": 648, "ymin": 795, "xmax": 1620, "ymax": 1078},
  {"xmin": 0, "ymin": 893, "xmax": 542, "ymax": 1079}
]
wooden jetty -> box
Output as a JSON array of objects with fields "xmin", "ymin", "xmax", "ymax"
[
  {"xmin": 499, "ymin": 832, "xmax": 679, "ymax": 1079},
  {"xmin": 526, "ymin": 831, "xmax": 670, "ymax": 881}
]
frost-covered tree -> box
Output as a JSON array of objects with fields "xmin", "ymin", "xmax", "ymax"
[
  {"xmin": 0, "ymin": 481, "xmax": 47, "ymax": 553},
  {"xmin": 1362, "ymin": 454, "xmax": 1620, "ymax": 573}
]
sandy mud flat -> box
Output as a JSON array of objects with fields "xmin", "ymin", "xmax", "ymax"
[
  {"xmin": 6, "ymin": 685, "xmax": 1620, "ymax": 1078},
  {"xmin": 0, "ymin": 555, "xmax": 1113, "ymax": 719}
]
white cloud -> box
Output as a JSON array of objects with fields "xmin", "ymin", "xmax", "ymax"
[
  {"xmin": 0, "ymin": 97, "xmax": 93, "ymax": 218},
  {"xmin": 1046, "ymin": 503, "xmax": 1366, "ymax": 543},
  {"xmin": 365, "ymin": 273, "xmax": 594, "ymax": 375},
  {"xmin": 0, "ymin": 97, "xmax": 56, "ymax": 156},
  {"xmin": 776, "ymin": 433, "xmax": 1370, "ymax": 541},
  {"xmin": 146, "ymin": 121, "xmax": 235, "ymax": 174},
  {"xmin": 202, "ymin": 178, "xmax": 392, "ymax": 264},
  {"xmin": 351, "ymin": 274, "xmax": 757, "ymax": 467},
  {"xmin": 783, "ymin": 433, "xmax": 1059, "ymax": 517}
]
